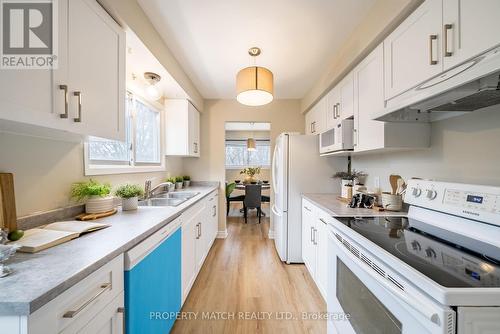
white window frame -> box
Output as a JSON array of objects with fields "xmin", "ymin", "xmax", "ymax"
[
  {"xmin": 225, "ymin": 139, "xmax": 271, "ymax": 170},
  {"xmin": 84, "ymin": 93, "xmax": 165, "ymax": 176}
]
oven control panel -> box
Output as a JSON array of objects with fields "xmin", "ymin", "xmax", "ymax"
[{"xmin": 405, "ymin": 180, "xmax": 500, "ymax": 226}]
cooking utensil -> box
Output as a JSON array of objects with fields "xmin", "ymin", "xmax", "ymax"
[
  {"xmin": 389, "ymin": 175, "xmax": 401, "ymax": 195},
  {"xmin": 396, "ymin": 178, "xmax": 405, "ymax": 195}
]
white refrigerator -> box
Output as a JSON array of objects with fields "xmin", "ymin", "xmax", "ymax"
[{"xmin": 272, "ymin": 133, "xmax": 340, "ymax": 263}]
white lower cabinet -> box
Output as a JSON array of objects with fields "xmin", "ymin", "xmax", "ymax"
[
  {"xmin": 301, "ymin": 199, "xmax": 328, "ymax": 301},
  {"xmin": 181, "ymin": 191, "xmax": 218, "ymax": 304},
  {"xmin": 17, "ymin": 254, "xmax": 125, "ymax": 334}
]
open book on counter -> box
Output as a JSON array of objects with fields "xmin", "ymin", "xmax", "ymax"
[{"xmin": 13, "ymin": 221, "xmax": 110, "ymax": 253}]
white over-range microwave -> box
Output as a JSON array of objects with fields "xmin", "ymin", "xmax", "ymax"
[{"xmin": 319, "ymin": 119, "xmax": 354, "ymax": 154}]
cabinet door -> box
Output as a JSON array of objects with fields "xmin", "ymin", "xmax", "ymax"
[
  {"xmin": 326, "ymin": 87, "xmax": 339, "ymax": 130},
  {"xmin": 339, "ymin": 73, "xmax": 354, "ymax": 120},
  {"xmin": 443, "ymin": 0, "xmax": 500, "ymax": 70},
  {"xmin": 66, "ymin": 0, "xmax": 125, "ymax": 141},
  {"xmin": 315, "ymin": 216, "xmax": 328, "ymax": 301},
  {"xmin": 301, "ymin": 201, "xmax": 316, "ymax": 276},
  {"xmin": 66, "ymin": 294, "xmax": 124, "ymax": 334},
  {"xmin": 314, "ymin": 96, "xmax": 327, "ymax": 134},
  {"xmin": 305, "ymin": 109, "xmax": 314, "ymax": 135},
  {"xmin": 0, "ymin": 0, "xmax": 70, "ymax": 132},
  {"xmin": 182, "ymin": 215, "xmax": 198, "ymax": 303},
  {"xmin": 384, "ymin": 0, "xmax": 443, "ymax": 100},
  {"xmin": 354, "ymin": 44, "xmax": 386, "ymax": 152},
  {"xmin": 188, "ymin": 103, "xmax": 200, "ymax": 157}
]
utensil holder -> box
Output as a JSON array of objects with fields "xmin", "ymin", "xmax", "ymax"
[{"xmin": 381, "ymin": 193, "xmax": 403, "ymax": 211}]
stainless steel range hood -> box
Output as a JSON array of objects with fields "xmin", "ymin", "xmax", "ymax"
[{"xmin": 375, "ymin": 46, "xmax": 500, "ymax": 123}]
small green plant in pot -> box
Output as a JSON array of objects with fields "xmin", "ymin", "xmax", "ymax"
[
  {"xmin": 183, "ymin": 175, "xmax": 191, "ymax": 188},
  {"xmin": 175, "ymin": 176, "xmax": 184, "ymax": 190},
  {"xmin": 115, "ymin": 184, "xmax": 144, "ymax": 211},
  {"xmin": 71, "ymin": 179, "xmax": 114, "ymax": 214},
  {"xmin": 165, "ymin": 177, "xmax": 176, "ymax": 192}
]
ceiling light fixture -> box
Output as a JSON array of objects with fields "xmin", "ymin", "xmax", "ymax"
[
  {"xmin": 247, "ymin": 122, "xmax": 257, "ymax": 151},
  {"xmin": 236, "ymin": 47, "xmax": 274, "ymax": 106},
  {"xmin": 144, "ymin": 72, "xmax": 162, "ymax": 100}
]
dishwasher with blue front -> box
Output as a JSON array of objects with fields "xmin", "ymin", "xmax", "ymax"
[{"xmin": 124, "ymin": 216, "xmax": 182, "ymax": 333}]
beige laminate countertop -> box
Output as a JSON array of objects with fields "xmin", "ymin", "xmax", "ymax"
[{"xmin": 302, "ymin": 193, "xmax": 407, "ymax": 217}]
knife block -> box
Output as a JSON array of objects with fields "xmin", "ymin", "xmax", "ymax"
[{"xmin": 0, "ymin": 173, "xmax": 17, "ymax": 231}]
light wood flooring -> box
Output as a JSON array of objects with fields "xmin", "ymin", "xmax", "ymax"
[{"xmin": 171, "ymin": 204, "xmax": 326, "ymax": 334}]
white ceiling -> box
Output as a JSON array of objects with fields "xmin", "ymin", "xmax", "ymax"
[
  {"xmin": 137, "ymin": 0, "xmax": 376, "ymax": 99},
  {"xmin": 126, "ymin": 29, "xmax": 188, "ymax": 101}
]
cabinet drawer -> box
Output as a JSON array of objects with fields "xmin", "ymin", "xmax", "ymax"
[{"xmin": 29, "ymin": 254, "xmax": 124, "ymax": 334}]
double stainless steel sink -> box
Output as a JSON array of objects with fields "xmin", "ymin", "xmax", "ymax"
[{"xmin": 138, "ymin": 191, "xmax": 200, "ymax": 207}]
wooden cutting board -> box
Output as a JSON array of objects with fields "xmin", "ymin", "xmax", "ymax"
[
  {"xmin": 0, "ymin": 173, "xmax": 17, "ymax": 231},
  {"xmin": 76, "ymin": 208, "xmax": 117, "ymax": 221}
]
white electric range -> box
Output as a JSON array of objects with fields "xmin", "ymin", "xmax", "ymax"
[{"xmin": 327, "ymin": 180, "xmax": 500, "ymax": 334}]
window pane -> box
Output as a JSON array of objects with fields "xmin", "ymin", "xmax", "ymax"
[
  {"xmin": 88, "ymin": 136, "xmax": 129, "ymax": 163},
  {"xmin": 225, "ymin": 139, "xmax": 270, "ymax": 168},
  {"xmin": 135, "ymin": 100, "xmax": 160, "ymax": 163}
]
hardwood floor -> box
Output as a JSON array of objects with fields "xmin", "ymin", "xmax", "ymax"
[{"xmin": 171, "ymin": 206, "xmax": 326, "ymax": 334}]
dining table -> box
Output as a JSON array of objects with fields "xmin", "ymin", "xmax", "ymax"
[{"xmin": 231, "ymin": 182, "xmax": 271, "ymax": 216}]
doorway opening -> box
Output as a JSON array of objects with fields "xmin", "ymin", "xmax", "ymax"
[{"xmin": 224, "ymin": 122, "xmax": 272, "ymax": 222}]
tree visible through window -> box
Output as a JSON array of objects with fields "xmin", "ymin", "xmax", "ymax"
[
  {"xmin": 87, "ymin": 93, "xmax": 161, "ymax": 169},
  {"xmin": 225, "ymin": 139, "xmax": 271, "ymax": 168}
]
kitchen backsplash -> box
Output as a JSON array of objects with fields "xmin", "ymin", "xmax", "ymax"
[{"xmin": 353, "ymin": 105, "xmax": 500, "ymax": 193}]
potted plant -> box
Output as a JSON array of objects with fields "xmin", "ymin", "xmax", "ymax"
[
  {"xmin": 71, "ymin": 179, "xmax": 114, "ymax": 214},
  {"xmin": 166, "ymin": 177, "xmax": 176, "ymax": 192},
  {"xmin": 115, "ymin": 184, "xmax": 144, "ymax": 211},
  {"xmin": 175, "ymin": 176, "xmax": 184, "ymax": 190},
  {"xmin": 333, "ymin": 170, "xmax": 366, "ymax": 199},
  {"xmin": 183, "ymin": 175, "xmax": 191, "ymax": 188},
  {"xmin": 240, "ymin": 167, "xmax": 261, "ymax": 184}
]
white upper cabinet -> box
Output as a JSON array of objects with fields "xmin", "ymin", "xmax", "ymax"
[
  {"xmin": 442, "ymin": 0, "xmax": 500, "ymax": 70},
  {"xmin": 305, "ymin": 96, "xmax": 327, "ymax": 135},
  {"xmin": 63, "ymin": 0, "xmax": 125, "ymax": 140},
  {"xmin": 0, "ymin": 0, "xmax": 125, "ymax": 141},
  {"xmin": 338, "ymin": 73, "xmax": 355, "ymax": 120},
  {"xmin": 325, "ymin": 87, "xmax": 339, "ymax": 130},
  {"xmin": 165, "ymin": 99, "xmax": 200, "ymax": 157},
  {"xmin": 384, "ymin": 0, "xmax": 443, "ymax": 100},
  {"xmin": 354, "ymin": 44, "xmax": 430, "ymax": 152}
]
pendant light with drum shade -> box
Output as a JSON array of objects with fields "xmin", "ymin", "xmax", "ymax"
[
  {"xmin": 236, "ymin": 47, "xmax": 274, "ymax": 106},
  {"xmin": 247, "ymin": 122, "xmax": 257, "ymax": 151}
]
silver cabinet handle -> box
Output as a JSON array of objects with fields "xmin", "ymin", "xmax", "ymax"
[
  {"xmin": 353, "ymin": 128, "xmax": 357, "ymax": 147},
  {"xmin": 59, "ymin": 85, "xmax": 69, "ymax": 118},
  {"xmin": 117, "ymin": 307, "xmax": 125, "ymax": 334},
  {"xmin": 336, "ymin": 103, "xmax": 341, "ymax": 118},
  {"xmin": 196, "ymin": 223, "xmax": 200, "ymax": 239},
  {"xmin": 310, "ymin": 226, "xmax": 314, "ymax": 243},
  {"xmin": 429, "ymin": 35, "xmax": 438, "ymax": 65},
  {"xmin": 212, "ymin": 205, "xmax": 217, "ymax": 217},
  {"xmin": 333, "ymin": 104, "xmax": 337, "ymax": 119},
  {"xmin": 73, "ymin": 91, "xmax": 82, "ymax": 122},
  {"xmin": 63, "ymin": 283, "xmax": 112, "ymax": 318},
  {"xmin": 199, "ymin": 222, "xmax": 202, "ymax": 237},
  {"xmin": 319, "ymin": 218, "xmax": 327, "ymax": 225},
  {"xmin": 304, "ymin": 206, "xmax": 311, "ymax": 212},
  {"xmin": 312, "ymin": 228, "xmax": 317, "ymax": 245},
  {"xmin": 444, "ymin": 24, "xmax": 453, "ymax": 57},
  {"xmin": 193, "ymin": 142, "xmax": 198, "ymax": 154}
]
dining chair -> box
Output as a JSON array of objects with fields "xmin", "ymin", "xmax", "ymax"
[
  {"xmin": 243, "ymin": 184, "xmax": 262, "ymax": 224},
  {"xmin": 226, "ymin": 182, "xmax": 245, "ymax": 215}
]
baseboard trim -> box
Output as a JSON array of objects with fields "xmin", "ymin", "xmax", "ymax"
[
  {"xmin": 268, "ymin": 229, "xmax": 275, "ymax": 239},
  {"xmin": 216, "ymin": 229, "xmax": 228, "ymax": 239}
]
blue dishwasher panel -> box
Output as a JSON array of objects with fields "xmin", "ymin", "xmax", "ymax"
[{"xmin": 125, "ymin": 228, "xmax": 181, "ymax": 334}]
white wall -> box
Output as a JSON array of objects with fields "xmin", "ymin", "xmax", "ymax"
[
  {"xmin": 0, "ymin": 132, "xmax": 184, "ymax": 217},
  {"xmin": 353, "ymin": 106, "xmax": 500, "ymax": 192}
]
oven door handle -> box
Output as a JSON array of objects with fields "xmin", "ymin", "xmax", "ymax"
[{"xmin": 330, "ymin": 230, "xmax": 442, "ymax": 326}]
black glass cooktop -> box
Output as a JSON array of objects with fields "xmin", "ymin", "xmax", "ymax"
[{"xmin": 335, "ymin": 216, "xmax": 500, "ymax": 288}]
